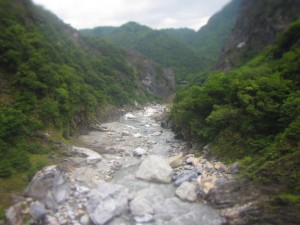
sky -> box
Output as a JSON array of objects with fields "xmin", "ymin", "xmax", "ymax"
[{"xmin": 32, "ymin": 0, "xmax": 231, "ymax": 31}]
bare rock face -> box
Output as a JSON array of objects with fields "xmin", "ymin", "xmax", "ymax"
[
  {"xmin": 86, "ymin": 182, "xmax": 129, "ymax": 225},
  {"xmin": 136, "ymin": 155, "xmax": 173, "ymax": 183},
  {"xmin": 24, "ymin": 165, "xmax": 69, "ymax": 209}
]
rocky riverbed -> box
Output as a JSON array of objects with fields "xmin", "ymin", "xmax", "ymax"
[{"xmin": 5, "ymin": 104, "xmax": 246, "ymax": 225}]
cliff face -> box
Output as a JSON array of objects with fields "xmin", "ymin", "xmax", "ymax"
[
  {"xmin": 217, "ymin": 0, "xmax": 300, "ymax": 71},
  {"xmin": 127, "ymin": 50, "xmax": 176, "ymax": 99}
]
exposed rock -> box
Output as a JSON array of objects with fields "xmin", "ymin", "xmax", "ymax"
[
  {"xmin": 186, "ymin": 156, "xmax": 195, "ymax": 165},
  {"xmin": 71, "ymin": 146, "xmax": 102, "ymax": 165},
  {"xmin": 80, "ymin": 214, "xmax": 90, "ymax": 225},
  {"xmin": 175, "ymin": 182, "xmax": 197, "ymax": 202},
  {"xmin": 136, "ymin": 155, "xmax": 173, "ymax": 183},
  {"xmin": 29, "ymin": 201, "xmax": 47, "ymax": 220},
  {"xmin": 124, "ymin": 113, "xmax": 135, "ymax": 120},
  {"xmin": 166, "ymin": 154, "xmax": 183, "ymax": 168},
  {"xmin": 24, "ymin": 165, "xmax": 69, "ymax": 209},
  {"xmin": 130, "ymin": 196, "xmax": 154, "ymax": 216},
  {"xmin": 151, "ymin": 131, "xmax": 162, "ymax": 136},
  {"xmin": 5, "ymin": 203, "xmax": 23, "ymax": 225},
  {"xmin": 197, "ymin": 176, "xmax": 218, "ymax": 196},
  {"xmin": 87, "ymin": 182, "xmax": 128, "ymax": 225},
  {"xmin": 174, "ymin": 170, "xmax": 198, "ymax": 187},
  {"xmin": 133, "ymin": 147, "xmax": 147, "ymax": 157},
  {"xmin": 134, "ymin": 214, "xmax": 155, "ymax": 223}
]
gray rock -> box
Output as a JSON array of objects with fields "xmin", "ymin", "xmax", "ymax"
[
  {"xmin": 87, "ymin": 182, "xmax": 128, "ymax": 225},
  {"xmin": 80, "ymin": 214, "xmax": 90, "ymax": 225},
  {"xmin": 134, "ymin": 213, "xmax": 155, "ymax": 223},
  {"xmin": 186, "ymin": 157, "xmax": 195, "ymax": 165},
  {"xmin": 30, "ymin": 201, "xmax": 46, "ymax": 220},
  {"xmin": 166, "ymin": 154, "xmax": 183, "ymax": 168},
  {"xmin": 5, "ymin": 203, "xmax": 23, "ymax": 225},
  {"xmin": 124, "ymin": 113, "xmax": 135, "ymax": 120},
  {"xmin": 133, "ymin": 147, "xmax": 147, "ymax": 157},
  {"xmin": 151, "ymin": 131, "xmax": 162, "ymax": 136},
  {"xmin": 174, "ymin": 170, "xmax": 198, "ymax": 187},
  {"xmin": 130, "ymin": 196, "xmax": 154, "ymax": 216},
  {"xmin": 136, "ymin": 155, "xmax": 173, "ymax": 183},
  {"xmin": 175, "ymin": 182, "xmax": 197, "ymax": 202},
  {"xmin": 24, "ymin": 165, "xmax": 69, "ymax": 209}
]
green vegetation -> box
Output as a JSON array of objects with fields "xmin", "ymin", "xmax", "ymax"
[
  {"xmin": 0, "ymin": 0, "xmax": 160, "ymax": 209},
  {"xmin": 81, "ymin": 0, "xmax": 241, "ymax": 83},
  {"xmin": 172, "ymin": 19, "xmax": 300, "ymax": 195}
]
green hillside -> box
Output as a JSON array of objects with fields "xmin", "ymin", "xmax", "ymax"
[
  {"xmin": 172, "ymin": 18, "xmax": 300, "ymax": 202},
  {"xmin": 0, "ymin": 0, "xmax": 165, "ymax": 207}
]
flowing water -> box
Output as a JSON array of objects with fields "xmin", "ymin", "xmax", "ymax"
[{"xmin": 76, "ymin": 105, "xmax": 224, "ymax": 225}]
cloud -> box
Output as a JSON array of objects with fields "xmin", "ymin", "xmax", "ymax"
[{"xmin": 32, "ymin": 0, "xmax": 231, "ymax": 30}]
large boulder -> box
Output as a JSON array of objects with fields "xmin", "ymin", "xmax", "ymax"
[
  {"xmin": 24, "ymin": 165, "xmax": 69, "ymax": 209},
  {"xmin": 136, "ymin": 155, "xmax": 173, "ymax": 183},
  {"xmin": 175, "ymin": 182, "xmax": 197, "ymax": 202},
  {"xmin": 86, "ymin": 182, "xmax": 128, "ymax": 225}
]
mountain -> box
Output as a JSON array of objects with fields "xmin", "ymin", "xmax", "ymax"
[
  {"xmin": 0, "ymin": 0, "xmax": 175, "ymax": 208},
  {"xmin": 172, "ymin": 1, "xmax": 300, "ymax": 224},
  {"xmin": 217, "ymin": 0, "xmax": 300, "ymax": 70},
  {"xmin": 81, "ymin": 0, "xmax": 242, "ymax": 82},
  {"xmin": 82, "ymin": 22, "xmax": 203, "ymax": 82}
]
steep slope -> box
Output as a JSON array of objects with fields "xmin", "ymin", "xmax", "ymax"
[
  {"xmin": 82, "ymin": 22, "xmax": 203, "ymax": 82},
  {"xmin": 217, "ymin": 0, "xmax": 300, "ymax": 70},
  {"xmin": 172, "ymin": 14, "xmax": 300, "ymax": 225},
  {"xmin": 82, "ymin": 0, "xmax": 242, "ymax": 82},
  {"xmin": 0, "ymin": 0, "xmax": 175, "ymax": 208}
]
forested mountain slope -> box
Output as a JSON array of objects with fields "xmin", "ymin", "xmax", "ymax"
[
  {"xmin": 217, "ymin": 0, "xmax": 300, "ymax": 70},
  {"xmin": 0, "ymin": 0, "xmax": 174, "ymax": 209},
  {"xmin": 81, "ymin": 0, "xmax": 241, "ymax": 82},
  {"xmin": 172, "ymin": 13, "xmax": 300, "ymax": 225}
]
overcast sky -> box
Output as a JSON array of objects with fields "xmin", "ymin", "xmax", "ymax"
[{"xmin": 32, "ymin": 0, "xmax": 231, "ymax": 30}]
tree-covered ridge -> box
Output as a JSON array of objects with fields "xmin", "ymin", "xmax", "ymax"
[
  {"xmin": 172, "ymin": 18, "xmax": 300, "ymax": 196},
  {"xmin": 0, "ymin": 0, "xmax": 163, "ymax": 184},
  {"xmin": 82, "ymin": 22, "xmax": 203, "ymax": 82},
  {"xmin": 81, "ymin": 0, "xmax": 241, "ymax": 83}
]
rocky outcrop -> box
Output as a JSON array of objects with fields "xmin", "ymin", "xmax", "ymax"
[
  {"xmin": 217, "ymin": 0, "xmax": 300, "ymax": 71},
  {"xmin": 127, "ymin": 50, "xmax": 176, "ymax": 99},
  {"xmin": 24, "ymin": 165, "xmax": 69, "ymax": 209}
]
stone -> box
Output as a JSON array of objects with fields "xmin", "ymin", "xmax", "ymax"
[
  {"xmin": 147, "ymin": 140, "xmax": 157, "ymax": 145},
  {"xmin": 175, "ymin": 182, "xmax": 197, "ymax": 202},
  {"xmin": 214, "ymin": 162, "xmax": 225, "ymax": 171},
  {"xmin": 134, "ymin": 214, "xmax": 155, "ymax": 223},
  {"xmin": 130, "ymin": 196, "xmax": 154, "ymax": 216},
  {"xmin": 24, "ymin": 165, "xmax": 69, "ymax": 209},
  {"xmin": 87, "ymin": 182, "xmax": 128, "ymax": 225},
  {"xmin": 174, "ymin": 170, "xmax": 198, "ymax": 187},
  {"xmin": 151, "ymin": 131, "xmax": 162, "ymax": 136},
  {"xmin": 136, "ymin": 155, "xmax": 173, "ymax": 183},
  {"xmin": 230, "ymin": 162, "xmax": 240, "ymax": 174},
  {"xmin": 198, "ymin": 176, "xmax": 218, "ymax": 196},
  {"xmin": 133, "ymin": 147, "xmax": 147, "ymax": 157},
  {"xmin": 29, "ymin": 201, "xmax": 46, "ymax": 220},
  {"xmin": 133, "ymin": 133, "xmax": 143, "ymax": 138},
  {"xmin": 124, "ymin": 113, "xmax": 135, "ymax": 120},
  {"xmin": 76, "ymin": 185, "xmax": 90, "ymax": 194},
  {"xmin": 71, "ymin": 146, "xmax": 102, "ymax": 165},
  {"xmin": 166, "ymin": 154, "xmax": 183, "ymax": 168},
  {"xmin": 5, "ymin": 203, "xmax": 23, "ymax": 225},
  {"xmin": 192, "ymin": 157, "xmax": 201, "ymax": 166},
  {"xmin": 186, "ymin": 156, "xmax": 195, "ymax": 165},
  {"xmin": 80, "ymin": 214, "xmax": 90, "ymax": 225},
  {"xmin": 45, "ymin": 215, "xmax": 60, "ymax": 225}
]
